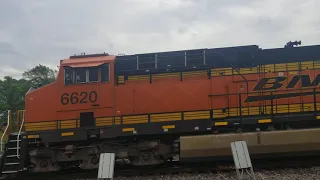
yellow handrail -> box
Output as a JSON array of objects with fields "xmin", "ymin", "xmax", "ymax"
[
  {"xmin": 16, "ymin": 110, "xmax": 25, "ymax": 157},
  {"xmin": 0, "ymin": 110, "xmax": 11, "ymax": 152}
]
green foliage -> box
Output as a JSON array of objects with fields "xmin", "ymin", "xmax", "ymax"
[
  {"xmin": 0, "ymin": 64, "xmax": 57, "ymax": 123},
  {"xmin": 0, "ymin": 77, "xmax": 28, "ymax": 123},
  {"xmin": 22, "ymin": 64, "xmax": 58, "ymax": 89}
]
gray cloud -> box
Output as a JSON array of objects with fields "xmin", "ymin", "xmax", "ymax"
[
  {"xmin": 0, "ymin": 0, "xmax": 319, "ymax": 79},
  {"xmin": 0, "ymin": 42, "xmax": 20, "ymax": 56}
]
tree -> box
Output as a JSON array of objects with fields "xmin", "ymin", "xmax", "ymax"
[
  {"xmin": 0, "ymin": 77, "xmax": 30, "ymax": 124},
  {"xmin": 0, "ymin": 64, "xmax": 57, "ymax": 125},
  {"xmin": 22, "ymin": 64, "xmax": 58, "ymax": 88}
]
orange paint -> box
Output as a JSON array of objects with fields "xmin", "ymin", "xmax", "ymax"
[{"xmin": 24, "ymin": 55, "xmax": 320, "ymax": 124}]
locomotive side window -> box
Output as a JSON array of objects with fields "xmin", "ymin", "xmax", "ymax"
[
  {"xmin": 64, "ymin": 67, "xmax": 74, "ymax": 85},
  {"xmin": 88, "ymin": 67, "xmax": 99, "ymax": 82},
  {"xmin": 63, "ymin": 63, "xmax": 110, "ymax": 85},
  {"xmin": 101, "ymin": 64, "xmax": 110, "ymax": 83},
  {"xmin": 75, "ymin": 68, "xmax": 86, "ymax": 84}
]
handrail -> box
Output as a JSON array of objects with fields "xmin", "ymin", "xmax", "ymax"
[
  {"xmin": 208, "ymin": 87, "xmax": 320, "ymax": 97},
  {"xmin": 16, "ymin": 110, "xmax": 25, "ymax": 158},
  {"xmin": 0, "ymin": 110, "xmax": 10, "ymax": 152}
]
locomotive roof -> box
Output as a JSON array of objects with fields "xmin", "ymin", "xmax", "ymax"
[
  {"xmin": 59, "ymin": 43, "xmax": 320, "ymax": 69},
  {"xmin": 60, "ymin": 55, "xmax": 116, "ymax": 68}
]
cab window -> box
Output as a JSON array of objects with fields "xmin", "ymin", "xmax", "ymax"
[
  {"xmin": 88, "ymin": 67, "xmax": 99, "ymax": 82},
  {"xmin": 64, "ymin": 67, "xmax": 74, "ymax": 85},
  {"xmin": 75, "ymin": 68, "xmax": 86, "ymax": 83},
  {"xmin": 63, "ymin": 63, "xmax": 110, "ymax": 85},
  {"xmin": 101, "ymin": 64, "xmax": 109, "ymax": 83}
]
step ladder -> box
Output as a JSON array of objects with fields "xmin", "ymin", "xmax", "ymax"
[
  {"xmin": 0, "ymin": 110, "xmax": 25, "ymax": 178},
  {"xmin": 1, "ymin": 133, "xmax": 22, "ymax": 175}
]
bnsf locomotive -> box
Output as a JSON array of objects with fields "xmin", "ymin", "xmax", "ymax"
[{"xmin": 2, "ymin": 43, "xmax": 320, "ymax": 175}]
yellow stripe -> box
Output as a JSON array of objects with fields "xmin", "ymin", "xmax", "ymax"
[
  {"xmin": 25, "ymin": 127, "xmax": 56, "ymax": 131},
  {"xmin": 96, "ymin": 117, "xmax": 113, "ymax": 121},
  {"xmin": 60, "ymin": 120, "xmax": 77, "ymax": 129},
  {"xmin": 123, "ymin": 60, "xmax": 320, "ymax": 82},
  {"xmin": 96, "ymin": 117, "xmax": 114, "ymax": 126},
  {"xmin": 118, "ymin": 75, "xmax": 125, "ymax": 84},
  {"xmin": 184, "ymin": 111, "xmax": 210, "ymax": 120},
  {"xmin": 316, "ymin": 116, "xmax": 320, "ymax": 119},
  {"xmin": 25, "ymin": 122, "xmax": 56, "ymax": 126},
  {"xmin": 211, "ymin": 68, "xmax": 233, "ymax": 76},
  {"xmin": 151, "ymin": 113, "xmax": 181, "ymax": 122},
  {"xmin": 128, "ymin": 75, "xmax": 149, "ymax": 80},
  {"xmin": 96, "ymin": 122, "xmax": 113, "ymax": 126},
  {"xmin": 24, "ymin": 121, "xmax": 57, "ymax": 131},
  {"xmin": 301, "ymin": 61, "xmax": 313, "ymax": 70},
  {"xmin": 209, "ymin": 60, "xmax": 320, "ymax": 76},
  {"xmin": 27, "ymin": 125, "xmax": 55, "ymax": 127},
  {"xmin": 151, "ymin": 119, "xmax": 180, "ymax": 122},
  {"xmin": 153, "ymin": 72, "xmax": 180, "ymax": 78},
  {"xmin": 123, "ymin": 115, "xmax": 148, "ymax": 124},
  {"xmin": 27, "ymin": 135, "xmax": 39, "ymax": 139},
  {"xmin": 183, "ymin": 71, "xmax": 207, "ymax": 76},
  {"xmin": 61, "ymin": 132, "xmax": 74, "ymax": 137},
  {"xmin": 214, "ymin": 122, "xmax": 228, "ymax": 126},
  {"xmin": 123, "ymin": 128, "xmax": 135, "ymax": 132},
  {"xmin": 123, "ymin": 115, "xmax": 148, "ymax": 121},
  {"xmin": 114, "ymin": 117, "xmax": 121, "ymax": 125},
  {"xmin": 151, "ymin": 113, "xmax": 181, "ymax": 118},
  {"xmin": 123, "ymin": 120, "xmax": 148, "ymax": 124},
  {"xmin": 162, "ymin": 125, "xmax": 175, "ymax": 129},
  {"xmin": 258, "ymin": 119, "xmax": 272, "ymax": 123}
]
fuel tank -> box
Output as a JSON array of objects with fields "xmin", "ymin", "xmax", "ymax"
[{"xmin": 180, "ymin": 128, "xmax": 320, "ymax": 161}]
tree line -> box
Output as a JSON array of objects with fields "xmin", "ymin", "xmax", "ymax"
[{"xmin": 0, "ymin": 64, "xmax": 57, "ymax": 123}]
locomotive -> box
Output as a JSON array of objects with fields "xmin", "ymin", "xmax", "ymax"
[{"xmin": 1, "ymin": 42, "xmax": 320, "ymax": 175}]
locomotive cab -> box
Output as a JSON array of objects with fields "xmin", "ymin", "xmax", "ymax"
[{"xmin": 25, "ymin": 53, "xmax": 116, "ymax": 129}]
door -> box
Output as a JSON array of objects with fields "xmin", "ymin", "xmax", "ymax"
[{"xmin": 80, "ymin": 112, "xmax": 95, "ymax": 127}]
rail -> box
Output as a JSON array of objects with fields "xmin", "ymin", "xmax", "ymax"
[
  {"xmin": 0, "ymin": 110, "xmax": 10, "ymax": 152},
  {"xmin": 16, "ymin": 110, "xmax": 25, "ymax": 157},
  {"xmin": 209, "ymin": 87, "xmax": 320, "ymax": 118}
]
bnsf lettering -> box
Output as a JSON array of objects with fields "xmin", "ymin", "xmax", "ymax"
[
  {"xmin": 253, "ymin": 77, "xmax": 286, "ymax": 91},
  {"xmin": 286, "ymin": 74, "xmax": 320, "ymax": 88},
  {"xmin": 253, "ymin": 74, "xmax": 320, "ymax": 91},
  {"xmin": 61, "ymin": 91, "xmax": 98, "ymax": 105}
]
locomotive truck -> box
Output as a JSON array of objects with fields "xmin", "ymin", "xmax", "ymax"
[{"xmin": 1, "ymin": 42, "xmax": 320, "ymax": 176}]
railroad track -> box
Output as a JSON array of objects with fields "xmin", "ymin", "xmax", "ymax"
[{"xmin": 5, "ymin": 155, "xmax": 320, "ymax": 180}]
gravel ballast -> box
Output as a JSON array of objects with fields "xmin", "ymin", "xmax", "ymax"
[{"xmin": 111, "ymin": 166, "xmax": 320, "ymax": 180}]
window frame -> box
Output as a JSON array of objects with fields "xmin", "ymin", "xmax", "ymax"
[
  {"xmin": 87, "ymin": 67, "xmax": 100, "ymax": 83},
  {"xmin": 75, "ymin": 67, "xmax": 87, "ymax": 84},
  {"xmin": 63, "ymin": 63, "xmax": 110, "ymax": 86},
  {"xmin": 64, "ymin": 67, "xmax": 75, "ymax": 85},
  {"xmin": 100, "ymin": 63, "xmax": 110, "ymax": 83}
]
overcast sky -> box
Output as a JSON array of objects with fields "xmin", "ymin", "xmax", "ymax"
[{"xmin": 0, "ymin": 0, "xmax": 319, "ymax": 79}]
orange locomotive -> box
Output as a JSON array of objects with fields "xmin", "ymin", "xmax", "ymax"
[{"xmin": 2, "ymin": 43, "xmax": 320, "ymax": 174}]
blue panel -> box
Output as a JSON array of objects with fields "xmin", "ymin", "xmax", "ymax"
[
  {"xmin": 114, "ymin": 44, "xmax": 320, "ymax": 75},
  {"xmin": 186, "ymin": 49, "xmax": 206, "ymax": 67},
  {"xmin": 115, "ymin": 55, "xmax": 137, "ymax": 73},
  {"xmin": 157, "ymin": 51, "xmax": 185, "ymax": 68},
  {"xmin": 260, "ymin": 45, "xmax": 320, "ymax": 64},
  {"xmin": 206, "ymin": 45, "xmax": 260, "ymax": 68},
  {"xmin": 136, "ymin": 53, "xmax": 156, "ymax": 70}
]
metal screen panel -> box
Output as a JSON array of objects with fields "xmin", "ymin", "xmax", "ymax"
[
  {"xmin": 231, "ymin": 141, "xmax": 252, "ymax": 169},
  {"xmin": 98, "ymin": 153, "xmax": 115, "ymax": 179}
]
